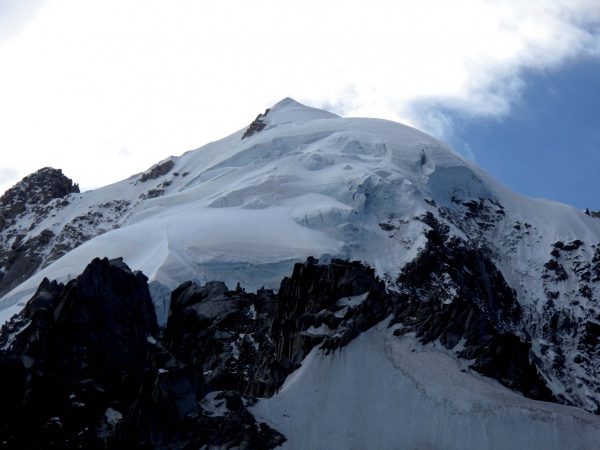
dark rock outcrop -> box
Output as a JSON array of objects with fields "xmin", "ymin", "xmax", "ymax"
[
  {"xmin": 0, "ymin": 257, "xmax": 156, "ymax": 449},
  {"xmin": 242, "ymin": 108, "xmax": 270, "ymax": 139},
  {"xmin": 0, "ymin": 248, "xmax": 568, "ymax": 447},
  {"xmin": 0, "ymin": 167, "xmax": 79, "ymax": 223},
  {"xmin": 585, "ymin": 209, "xmax": 600, "ymax": 219},
  {"xmin": 272, "ymin": 258, "xmax": 392, "ymax": 369},
  {"xmin": 0, "ymin": 229, "xmax": 55, "ymax": 298},
  {"xmin": 392, "ymin": 212, "xmax": 554, "ymax": 402},
  {"xmin": 140, "ymin": 160, "xmax": 175, "ymax": 182},
  {"xmin": 0, "ymin": 258, "xmax": 284, "ymax": 450},
  {"xmin": 161, "ymin": 258, "xmax": 393, "ymax": 400},
  {"xmin": 164, "ymin": 280, "xmax": 280, "ymax": 396},
  {"xmin": 0, "ymin": 168, "xmax": 80, "ymax": 298},
  {"xmin": 0, "ymin": 256, "xmax": 392, "ymax": 448}
]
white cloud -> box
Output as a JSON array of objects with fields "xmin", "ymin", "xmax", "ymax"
[
  {"xmin": 0, "ymin": 167, "xmax": 18, "ymax": 183},
  {"xmin": 0, "ymin": 0, "xmax": 44, "ymax": 40},
  {"xmin": 0, "ymin": 168, "xmax": 20, "ymax": 198},
  {"xmin": 0, "ymin": 0, "xmax": 598, "ymax": 191}
]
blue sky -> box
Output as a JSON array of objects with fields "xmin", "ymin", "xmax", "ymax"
[{"xmin": 446, "ymin": 58, "xmax": 600, "ymax": 210}]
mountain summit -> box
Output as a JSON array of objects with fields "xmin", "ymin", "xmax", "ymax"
[{"xmin": 1, "ymin": 99, "xmax": 600, "ymax": 448}]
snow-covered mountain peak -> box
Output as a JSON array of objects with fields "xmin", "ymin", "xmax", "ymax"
[
  {"xmin": 1, "ymin": 100, "xmax": 597, "ymax": 302},
  {"xmin": 241, "ymin": 98, "xmax": 340, "ymax": 139},
  {"xmin": 264, "ymin": 97, "xmax": 340, "ymax": 126},
  {"xmin": 2, "ymin": 100, "xmax": 600, "ymax": 415}
]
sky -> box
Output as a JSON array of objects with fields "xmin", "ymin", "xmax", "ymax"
[
  {"xmin": 0, "ymin": 0, "xmax": 599, "ymax": 208},
  {"xmin": 446, "ymin": 58, "xmax": 600, "ymax": 210}
]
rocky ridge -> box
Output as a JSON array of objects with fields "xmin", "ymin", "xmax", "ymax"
[
  {"xmin": 0, "ymin": 168, "xmax": 80, "ymax": 298},
  {"xmin": 0, "ymin": 240, "xmax": 568, "ymax": 448},
  {"xmin": 0, "ymin": 158, "xmax": 183, "ymax": 303},
  {"xmin": 431, "ymin": 196, "xmax": 600, "ymax": 412}
]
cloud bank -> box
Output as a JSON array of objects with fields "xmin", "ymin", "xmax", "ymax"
[{"xmin": 0, "ymin": 0, "xmax": 598, "ymax": 193}]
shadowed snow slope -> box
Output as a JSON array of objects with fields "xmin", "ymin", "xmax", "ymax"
[{"xmin": 253, "ymin": 322, "xmax": 600, "ymax": 450}]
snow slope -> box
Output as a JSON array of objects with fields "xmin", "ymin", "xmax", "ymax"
[
  {"xmin": 1, "ymin": 97, "xmax": 600, "ymax": 413},
  {"xmin": 253, "ymin": 320, "xmax": 600, "ymax": 450}
]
